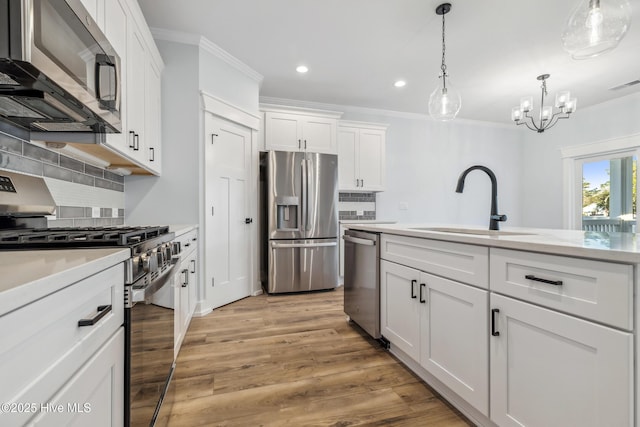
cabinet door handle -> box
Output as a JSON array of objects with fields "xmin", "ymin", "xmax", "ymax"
[
  {"xmin": 182, "ymin": 268, "xmax": 189, "ymax": 287},
  {"xmin": 149, "ymin": 147, "xmax": 155, "ymax": 162},
  {"xmin": 298, "ymin": 139, "xmax": 301, "ymax": 149},
  {"xmin": 134, "ymin": 133, "xmax": 140, "ymax": 151},
  {"xmin": 419, "ymin": 283, "xmax": 426, "ymax": 303},
  {"xmin": 525, "ymin": 274, "xmax": 563, "ymax": 286},
  {"xmin": 491, "ymin": 308, "xmax": 500, "ymax": 336},
  {"xmin": 410, "ymin": 279, "xmax": 417, "ymax": 299},
  {"xmin": 78, "ymin": 305, "xmax": 112, "ymax": 327},
  {"xmin": 190, "ymin": 259, "xmax": 196, "ymax": 274},
  {"xmin": 129, "ymin": 131, "xmax": 135, "ymax": 148},
  {"xmin": 304, "ymin": 139, "xmax": 307, "ymax": 149}
]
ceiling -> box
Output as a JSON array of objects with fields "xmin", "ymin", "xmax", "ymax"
[{"xmin": 137, "ymin": 0, "xmax": 640, "ymax": 125}]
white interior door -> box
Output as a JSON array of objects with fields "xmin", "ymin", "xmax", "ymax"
[{"xmin": 205, "ymin": 113, "xmax": 252, "ymax": 309}]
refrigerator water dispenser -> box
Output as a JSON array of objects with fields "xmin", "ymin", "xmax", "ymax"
[{"xmin": 276, "ymin": 196, "xmax": 299, "ymax": 230}]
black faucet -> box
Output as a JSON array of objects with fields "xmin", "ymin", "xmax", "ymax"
[{"xmin": 455, "ymin": 165, "xmax": 507, "ymax": 231}]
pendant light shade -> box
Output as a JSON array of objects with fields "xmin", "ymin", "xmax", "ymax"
[
  {"xmin": 429, "ymin": 3, "xmax": 461, "ymax": 121},
  {"xmin": 428, "ymin": 78, "xmax": 462, "ymax": 121},
  {"xmin": 562, "ymin": 0, "xmax": 631, "ymax": 59}
]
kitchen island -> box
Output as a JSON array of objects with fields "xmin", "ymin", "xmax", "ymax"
[{"xmin": 344, "ymin": 223, "xmax": 639, "ymax": 427}]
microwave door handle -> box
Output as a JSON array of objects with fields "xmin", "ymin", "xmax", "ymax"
[{"xmin": 95, "ymin": 54, "xmax": 117, "ymax": 110}]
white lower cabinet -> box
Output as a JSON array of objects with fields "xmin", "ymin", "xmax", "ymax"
[
  {"xmin": 490, "ymin": 293, "xmax": 633, "ymax": 427},
  {"xmin": 174, "ymin": 228, "xmax": 199, "ymax": 357},
  {"xmin": 0, "ymin": 262, "xmax": 125, "ymax": 427},
  {"xmin": 30, "ymin": 329, "xmax": 124, "ymax": 426},
  {"xmin": 379, "ymin": 236, "xmax": 635, "ymax": 426},
  {"xmin": 381, "ymin": 259, "xmax": 489, "ymax": 415}
]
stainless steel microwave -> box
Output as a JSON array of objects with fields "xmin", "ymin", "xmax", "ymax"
[{"xmin": 0, "ymin": 0, "xmax": 121, "ymax": 136}]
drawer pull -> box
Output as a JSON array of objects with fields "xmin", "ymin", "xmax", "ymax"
[
  {"xmin": 491, "ymin": 308, "xmax": 500, "ymax": 336},
  {"xmin": 419, "ymin": 283, "xmax": 426, "ymax": 304},
  {"xmin": 78, "ymin": 305, "xmax": 112, "ymax": 327},
  {"xmin": 525, "ymin": 274, "xmax": 563, "ymax": 286},
  {"xmin": 411, "ymin": 279, "xmax": 417, "ymax": 299}
]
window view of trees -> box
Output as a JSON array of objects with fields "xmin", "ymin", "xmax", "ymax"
[{"xmin": 582, "ymin": 156, "xmax": 636, "ymax": 232}]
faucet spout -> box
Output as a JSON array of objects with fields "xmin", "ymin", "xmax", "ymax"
[{"xmin": 455, "ymin": 165, "xmax": 507, "ymax": 231}]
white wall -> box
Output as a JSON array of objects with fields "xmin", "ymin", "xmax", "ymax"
[
  {"xmin": 126, "ymin": 41, "xmax": 201, "ymax": 225},
  {"xmin": 339, "ymin": 109, "xmax": 526, "ymax": 228},
  {"xmin": 520, "ymin": 92, "xmax": 640, "ymax": 229}
]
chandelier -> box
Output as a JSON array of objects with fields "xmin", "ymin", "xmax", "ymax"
[
  {"xmin": 562, "ymin": 0, "xmax": 632, "ymax": 60},
  {"xmin": 428, "ymin": 3, "xmax": 461, "ymax": 121},
  {"xmin": 511, "ymin": 74, "xmax": 577, "ymax": 133}
]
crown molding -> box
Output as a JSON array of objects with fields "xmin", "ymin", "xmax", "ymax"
[
  {"xmin": 259, "ymin": 96, "xmax": 514, "ymax": 129},
  {"xmin": 150, "ymin": 28, "xmax": 264, "ymax": 84}
]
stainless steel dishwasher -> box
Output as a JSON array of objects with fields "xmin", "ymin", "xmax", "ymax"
[{"xmin": 343, "ymin": 229, "xmax": 381, "ymax": 339}]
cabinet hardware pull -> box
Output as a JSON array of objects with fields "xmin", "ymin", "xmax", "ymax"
[
  {"xmin": 304, "ymin": 139, "xmax": 307, "ymax": 149},
  {"xmin": 129, "ymin": 131, "xmax": 135, "ymax": 148},
  {"xmin": 182, "ymin": 268, "xmax": 189, "ymax": 287},
  {"xmin": 78, "ymin": 305, "xmax": 112, "ymax": 327},
  {"xmin": 298, "ymin": 139, "xmax": 301, "ymax": 149},
  {"xmin": 211, "ymin": 134, "xmax": 218, "ymax": 144},
  {"xmin": 419, "ymin": 283, "xmax": 426, "ymax": 303},
  {"xmin": 491, "ymin": 308, "xmax": 500, "ymax": 336},
  {"xmin": 411, "ymin": 279, "xmax": 417, "ymax": 299},
  {"xmin": 149, "ymin": 147, "xmax": 155, "ymax": 161},
  {"xmin": 190, "ymin": 259, "xmax": 196, "ymax": 274},
  {"xmin": 525, "ymin": 274, "xmax": 563, "ymax": 286},
  {"xmin": 133, "ymin": 133, "xmax": 140, "ymax": 151}
]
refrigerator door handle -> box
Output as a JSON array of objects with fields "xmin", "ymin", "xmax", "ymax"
[
  {"xmin": 301, "ymin": 158, "xmax": 307, "ymax": 232},
  {"xmin": 271, "ymin": 241, "xmax": 337, "ymax": 249}
]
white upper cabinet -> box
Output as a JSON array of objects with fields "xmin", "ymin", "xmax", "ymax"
[
  {"xmin": 262, "ymin": 106, "xmax": 342, "ymax": 154},
  {"xmin": 83, "ymin": 0, "xmax": 163, "ymax": 175},
  {"xmin": 338, "ymin": 121, "xmax": 387, "ymax": 192}
]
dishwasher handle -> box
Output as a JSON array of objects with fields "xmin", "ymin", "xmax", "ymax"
[{"xmin": 342, "ymin": 235, "xmax": 376, "ymax": 246}]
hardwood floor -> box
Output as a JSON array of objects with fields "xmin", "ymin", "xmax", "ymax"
[{"xmin": 160, "ymin": 287, "xmax": 473, "ymax": 426}]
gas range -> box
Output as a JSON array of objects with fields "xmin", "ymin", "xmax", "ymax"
[{"xmin": 0, "ymin": 225, "xmax": 178, "ymax": 289}]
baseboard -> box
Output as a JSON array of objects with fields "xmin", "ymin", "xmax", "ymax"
[
  {"xmin": 389, "ymin": 346, "xmax": 497, "ymax": 427},
  {"xmin": 193, "ymin": 301, "xmax": 212, "ymax": 317}
]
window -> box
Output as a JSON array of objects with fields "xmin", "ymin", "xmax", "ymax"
[
  {"xmin": 561, "ymin": 134, "xmax": 640, "ymax": 231},
  {"xmin": 580, "ymin": 154, "xmax": 636, "ymax": 232}
]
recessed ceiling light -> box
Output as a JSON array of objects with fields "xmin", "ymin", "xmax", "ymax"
[
  {"xmin": 296, "ymin": 65, "xmax": 309, "ymax": 74},
  {"xmin": 394, "ymin": 80, "xmax": 406, "ymax": 88}
]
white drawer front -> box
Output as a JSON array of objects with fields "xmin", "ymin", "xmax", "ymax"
[
  {"xmin": 490, "ymin": 248, "xmax": 632, "ymax": 330},
  {"xmin": 381, "ymin": 234, "xmax": 489, "ymax": 288},
  {"xmin": 0, "ymin": 262, "xmax": 124, "ymax": 422},
  {"xmin": 178, "ymin": 229, "xmax": 198, "ymax": 257}
]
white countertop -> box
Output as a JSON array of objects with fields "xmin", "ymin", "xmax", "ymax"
[
  {"xmin": 344, "ymin": 223, "xmax": 640, "ymax": 263},
  {"xmin": 339, "ymin": 220, "xmax": 397, "ymax": 224},
  {"xmin": 0, "ymin": 248, "xmax": 130, "ymax": 316},
  {"xmin": 169, "ymin": 224, "xmax": 199, "ymax": 237}
]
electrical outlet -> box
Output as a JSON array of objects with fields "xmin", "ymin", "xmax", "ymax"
[
  {"xmin": 357, "ymin": 210, "xmax": 364, "ymax": 216},
  {"xmin": 92, "ymin": 207, "xmax": 100, "ymax": 218},
  {"xmin": 399, "ymin": 202, "xmax": 409, "ymax": 211},
  {"xmin": 112, "ymin": 208, "xmax": 119, "ymax": 218}
]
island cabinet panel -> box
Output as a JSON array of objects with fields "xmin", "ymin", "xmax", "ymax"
[
  {"xmin": 490, "ymin": 293, "xmax": 633, "ymax": 427},
  {"xmin": 490, "ymin": 248, "xmax": 633, "ymax": 330},
  {"xmin": 381, "ymin": 234, "xmax": 489, "ymax": 288},
  {"xmin": 380, "ymin": 258, "xmax": 489, "ymax": 416}
]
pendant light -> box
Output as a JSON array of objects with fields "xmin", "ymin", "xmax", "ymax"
[
  {"xmin": 561, "ymin": 0, "xmax": 631, "ymax": 59},
  {"xmin": 428, "ymin": 3, "xmax": 461, "ymax": 121}
]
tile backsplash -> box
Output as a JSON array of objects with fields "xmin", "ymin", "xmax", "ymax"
[
  {"xmin": 339, "ymin": 192, "xmax": 376, "ymax": 220},
  {"xmin": 0, "ymin": 129, "xmax": 126, "ymax": 227}
]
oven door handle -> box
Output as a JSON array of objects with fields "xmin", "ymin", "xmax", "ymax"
[{"xmin": 131, "ymin": 256, "xmax": 181, "ymax": 303}]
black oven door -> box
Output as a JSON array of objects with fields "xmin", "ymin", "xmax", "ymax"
[{"xmin": 125, "ymin": 271, "xmax": 176, "ymax": 427}]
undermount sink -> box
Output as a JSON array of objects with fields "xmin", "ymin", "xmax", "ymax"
[{"xmin": 410, "ymin": 227, "xmax": 534, "ymax": 237}]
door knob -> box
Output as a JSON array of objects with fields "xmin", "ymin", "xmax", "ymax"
[{"xmin": 245, "ymin": 218, "xmax": 253, "ymax": 224}]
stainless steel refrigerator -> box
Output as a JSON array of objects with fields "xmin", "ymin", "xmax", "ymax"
[{"xmin": 261, "ymin": 150, "xmax": 339, "ymax": 293}]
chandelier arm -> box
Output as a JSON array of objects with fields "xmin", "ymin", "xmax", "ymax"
[{"xmin": 523, "ymin": 120, "xmax": 540, "ymax": 132}]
